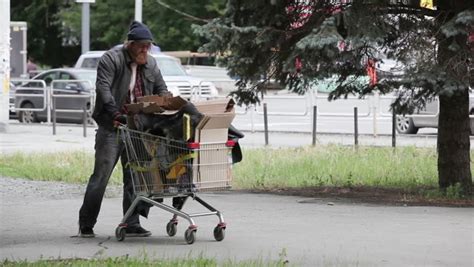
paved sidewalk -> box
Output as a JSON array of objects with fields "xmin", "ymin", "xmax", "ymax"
[
  {"xmin": 1, "ymin": 122, "xmax": 96, "ymax": 154},
  {"xmin": 1, "ymin": 122, "xmax": 473, "ymax": 266},
  {"xmin": 0, "ymin": 121, "xmax": 441, "ymax": 155},
  {"xmin": 0, "ymin": 178, "xmax": 472, "ymax": 266}
]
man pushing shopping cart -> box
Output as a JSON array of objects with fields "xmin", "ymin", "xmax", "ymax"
[{"xmin": 77, "ymin": 20, "xmax": 243, "ymax": 244}]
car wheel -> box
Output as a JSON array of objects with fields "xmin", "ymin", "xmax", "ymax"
[
  {"xmin": 19, "ymin": 102, "xmax": 38, "ymax": 123},
  {"xmin": 396, "ymin": 115, "xmax": 418, "ymax": 134}
]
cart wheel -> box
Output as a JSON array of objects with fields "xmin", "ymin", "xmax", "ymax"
[
  {"xmin": 213, "ymin": 225, "xmax": 225, "ymax": 242},
  {"xmin": 115, "ymin": 226, "xmax": 126, "ymax": 241},
  {"xmin": 166, "ymin": 221, "xmax": 178, "ymax": 237},
  {"xmin": 184, "ymin": 228, "xmax": 196, "ymax": 244}
]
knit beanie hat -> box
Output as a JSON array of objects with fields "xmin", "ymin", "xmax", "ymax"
[{"xmin": 127, "ymin": 21, "xmax": 154, "ymax": 42}]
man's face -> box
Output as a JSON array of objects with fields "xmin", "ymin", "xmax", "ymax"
[{"xmin": 128, "ymin": 41, "xmax": 151, "ymax": 65}]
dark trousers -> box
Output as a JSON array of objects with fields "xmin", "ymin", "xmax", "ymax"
[{"xmin": 79, "ymin": 126, "xmax": 140, "ymax": 228}]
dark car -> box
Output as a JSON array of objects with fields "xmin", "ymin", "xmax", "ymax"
[{"xmin": 14, "ymin": 68, "xmax": 96, "ymax": 124}]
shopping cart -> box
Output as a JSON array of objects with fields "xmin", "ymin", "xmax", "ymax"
[{"xmin": 115, "ymin": 126, "xmax": 235, "ymax": 244}]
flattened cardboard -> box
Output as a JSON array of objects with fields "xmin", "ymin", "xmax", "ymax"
[
  {"xmin": 126, "ymin": 102, "xmax": 165, "ymax": 114},
  {"xmin": 165, "ymin": 96, "xmax": 188, "ymax": 110},
  {"xmin": 126, "ymin": 103, "xmax": 144, "ymax": 114},
  {"xmin": 194, "ymin": 98, "xmax": 235, "ymax": 114},
  {"xmin": 137, "ymin": 95, "xmax": 188, "ymax": 110},
  {"xmin": 142, "ymin": 102, "xmax": 165, "ymax": 113},
  {"xmin": 199, "ymin": 113, "xmax": 236, "ymax": 129},
  {"xmin": 127, "ymin": 95, "xmax": 188, "ymax": 115},
  {"xmin": 137, "ymin": 95, "xmax": 167, "ymax": 105}
]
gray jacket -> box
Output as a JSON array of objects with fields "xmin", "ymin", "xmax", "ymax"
[{"xmin": 92, "ymin": 47, "xmax": 168, "ymax": 129}]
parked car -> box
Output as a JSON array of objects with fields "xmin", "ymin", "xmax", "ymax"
[
  {"xmin": 74, "ymin": 51, "xmax": 219, "ymax": 99},
  {"xmin": 9, "ymin": 82, "xmax": 17, "ymax": 119},
  {"xmin": 14, "ymin": 68, "xmax": 96, "ymax": 124},
  {"xmin": 395, "ymin": 93, "xmax": 474, "ymax": 135},
  {"xmin": 161, "ymin": 50, "xmax": 237, "ymax": 93}
]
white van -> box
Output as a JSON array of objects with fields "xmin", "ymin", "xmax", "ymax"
[{"xmin": 74, "ymin": 51, "xmax": 219, "ymax": 100}]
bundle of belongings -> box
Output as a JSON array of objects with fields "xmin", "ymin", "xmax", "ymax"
[{"xmin": 124, "ymin": 95, "xmax": 244, "ymax": 196}]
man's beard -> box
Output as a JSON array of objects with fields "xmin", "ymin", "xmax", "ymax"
[{"xmin": 133, "ymin": 52, "xmax": 148, "ymax": 65}]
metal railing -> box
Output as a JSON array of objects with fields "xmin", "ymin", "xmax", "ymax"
[
  {"xmin": 190, "ymin": 81, "xmax": 217, "ymax": 101},
  {"xmin": 10, "ymin": 79, "xmax": 96, "ymax": 137},
  {"xmin": 231, "ymin": 91, "xmax": 389, "ymax": 146},
  {"xmin": 257, "ymin": 94, "xmax": 311, "ymax": 116},
  {"xmin": 239, "ymin": 89, "xmax": 375, "ymax": 133},
  {"xmin": 50, "ymin": 80, "xmax": 95, "ymax": 137},
  {"xmin": 314, "ymin": 94, "xmax": 372, "ymax": 117},
  {"xmin": 10, "ymin": 79, "xmax": 48, "ymax": 115},
  {"xmin": 167, "ymin": 81, "xmax": 217, "ymax": 101},
  {"xmin": 377, "ymin": 93, "xmax": 441, "ymax": 118}
]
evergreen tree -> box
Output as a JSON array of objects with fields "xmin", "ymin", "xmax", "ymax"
[{"xmin": 195, "ymin": 0, "xmax": 473, "ymax": 195}]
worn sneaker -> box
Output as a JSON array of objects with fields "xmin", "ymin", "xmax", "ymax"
[
  {"xmin": 79, "ymin": 227, "xmax": 95, "ymax": 238},
  {"xmin": 125, "ymin": 226, "xmax": 151, "ymax": 237}
]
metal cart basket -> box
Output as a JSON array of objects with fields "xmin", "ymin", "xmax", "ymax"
[{"xmin": 115, "ymin": 126, "xmax": 234, "ymax": 244}]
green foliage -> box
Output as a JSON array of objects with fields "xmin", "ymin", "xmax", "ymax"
[
  {"xmin": 195, "ymin": 0, "xmax": 474, "ymax": 195},
  {"xmin": 195, "ymin": 1, "xmax": 473, "ymax": 109},
  {"xmin": 11, "ymin": 0, "xmax": 80, "ymax": 67},
  {"xmin": 12, "ymin": 0, "xmax": 226, "ymax": 66},
  {"xmin": 422, "ymin": 183, "xmax": 469, "ymax": 199},
  {"xmin": 144, "ymin": 0, "xmax": 225, "ymax": 51}
]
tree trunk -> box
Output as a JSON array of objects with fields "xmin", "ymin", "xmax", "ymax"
[
  {"xmin": 436, "ymin": 0, "xmax": 473, "ymax": 196},
  {"xmin": 437, "ymin": 91, "xmax": 472, "ymax": 196}
]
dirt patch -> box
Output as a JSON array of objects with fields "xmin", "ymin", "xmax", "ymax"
[{"xmin": 241, "ymin": 186, "xmax": 474, "ymax": 207}]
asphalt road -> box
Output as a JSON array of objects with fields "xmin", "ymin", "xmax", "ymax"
[
  {"xmin": 0, "ymin": 122, "xmax": 472, "ymax": 266},
  {"xmin": 1, "ymin": 181, "xmax": 472, "ymax": 267}
]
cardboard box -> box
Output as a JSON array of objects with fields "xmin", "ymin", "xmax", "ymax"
[
  {"xmin": 191, "ymin": 98, "xmax": 236, "ymax": 189},
  {"xmin": 193, "ymin": 98, "xmax": 235, "ymax": 114},
  {"xmin": 193, "ymin": 98, "xmax": 236, "ymax": 143},
  {"xmin": 192, "ymin": 144, "xmax": 232, "ymax": 190}
]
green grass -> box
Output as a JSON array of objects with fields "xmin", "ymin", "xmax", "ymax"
[
  {"xmin": 2, "ymin": 145, "xmax": 468, "ymax": 190},
  {"xmin": 233, "ymin": 145, "xmax": 449, "ymax": 189},
  {"xmin": 1, "ymin": 255, "xmax": 289, "ymax": 267},
  {"xmin": 0, "ymin": 151, "xmax": 122, "ymax": 185}
]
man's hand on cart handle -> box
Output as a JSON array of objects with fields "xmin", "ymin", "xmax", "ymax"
[{"xmin": 113, "ymin": 112, "xmax": 127, "ymax": 127}]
